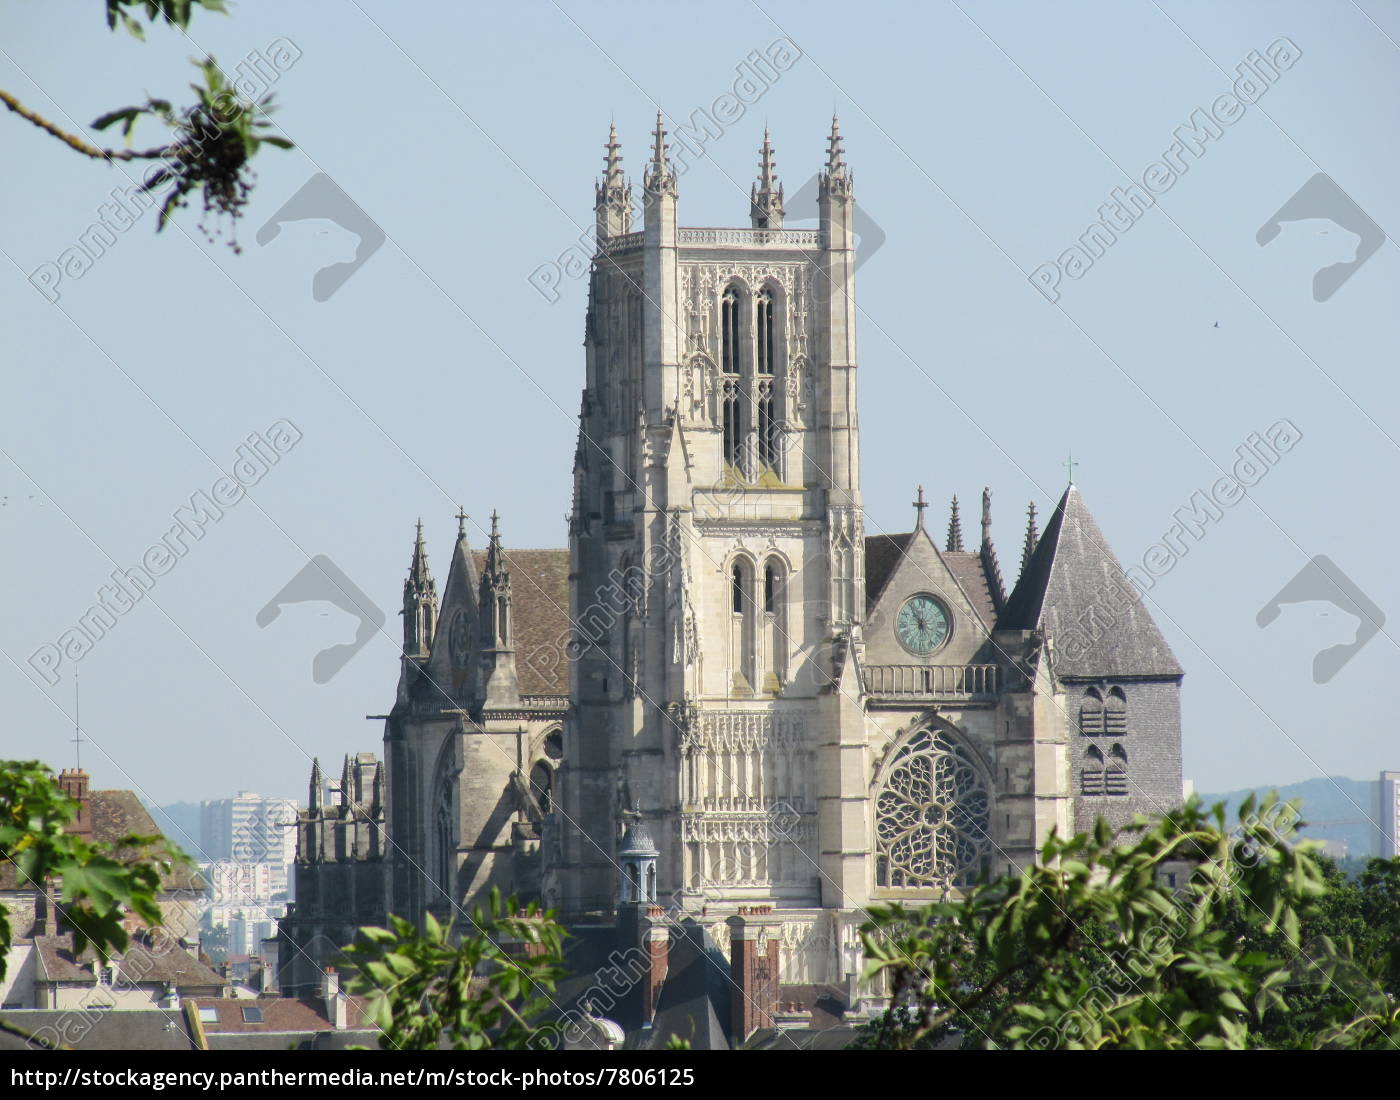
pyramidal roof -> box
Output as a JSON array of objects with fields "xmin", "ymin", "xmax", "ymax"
[{"xmin": 1000, "ymin": 486, "xmax": 1182, "ymax": 679}]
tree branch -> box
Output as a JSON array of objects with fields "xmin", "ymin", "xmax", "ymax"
[{"xmin": 1, "ymin": 89, "xmax": 168, "ymax": 161}]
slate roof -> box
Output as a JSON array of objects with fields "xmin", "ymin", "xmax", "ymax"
[
  {"xmin": 646, "ymin": 920, "xmax": 731, "ymax": 1051},
  {"xmin": 999, "ymin": 486, "xmax": 1183, "ymax": 679},
  {"xmin": 863, "ymin": 533, "xmax": 911, "ymax": 610},
  {"xmin": 471, "ymin": 548, "xmax": 570, "ymax": 696},
  {"xmin": 31, "ymin": 932, "xmax": 225, "ymax": 990},
  {"xmin": 0, "ymin": 1010, "xmax": 196, "ymax": 1051}
]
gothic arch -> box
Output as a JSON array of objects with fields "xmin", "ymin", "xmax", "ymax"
[{"xmin": 872, "ymin": 718, "xmax": 993, "ymax": 892}]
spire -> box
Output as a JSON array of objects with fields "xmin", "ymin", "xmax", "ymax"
[
  {"xmin": 946, "ymin": 495, "xmax": 964, "ymax": 553},
  {"xmin": 309, "ymin": 757, "xmax": 324, "ymax": 812},
  {"xmin": 912, "ymin": 485, "xmax": 928, "ymax": 531},
  {"xmin": 455, "ymin": 505, "xmax": 467, "ymax": 540},
  {"xmin": 750, "ymin": 127, "xmax": 784, "ymax": 229},
  {"xmin": 405, "ymin": 518, "xmax": 434, "ymax": 598},
  {"xmin": 594, "ymin": 121, "xmax": 632, "ymax": 238},
  {"xmin": 820, "ymin": 114, "xmax": 852, "ymax": 197},
  {"xmin": 479, "ymin": 508, "xmax": 518, "ymax": 708},
  {"xmin": 1021, "ymin": 502, "xmax": 1039, "ymax": 577},
  {"xmin": 979, "ymin": 487, "xmax": 1006, "ymax": 614},
  {"xmin": 644, "ymin": 110, "xmax": 676, "ymax": 196}
]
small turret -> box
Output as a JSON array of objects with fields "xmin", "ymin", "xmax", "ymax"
[
  {"xmin": 402, "ymin": 519, "xmax": 437, "ymax": 658},
  {"xmin": 980, "ymin": 487, "xmax": 1006, "ymax": 614},
  {"xmin": 946, "ymin": 495, "xmax": 964, "ymax": 553},
  {"xmin": 643, "ymin": 110, "xmax": 676, "ymax": 197},
  {"xmin": 479, "ymin": 510, "xmax": 519, "ymax": 708},
  {"xmin": 594, "ymin": 122, "xmax": 632, "ymax": 240},
  {"xmin": 309, "ymin": 757, "xmax": 324, "ymax": 813},
  {"xmin": 750, "ymin": 128, "xmax": 784, "ymax": 229},
  {"xmin": 617, "ymin": 805, "xmax": 659, "ymax": 906},
  {"xmin": 1021, "ymin": 502, "xmax": 1039, "ymax": 579},
  {"xmin": 819, "ymin": 114, "xmax": 853, "ymax": 199}
]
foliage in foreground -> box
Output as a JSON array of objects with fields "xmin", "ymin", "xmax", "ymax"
[
  {"xmin": 1, "ymin": 0, "xmax": 291, "ymax": 245},
  {"xmin": 0, "ymin": 761, "xmax": 189, "ymax": 1047},
  {"xmin": 343, "ymin": 889, "xmax": 566, "ymax": 1050},
  {"xmin": 857, "ymin": 796, "xmax": 1400, "ymax": 1050}
]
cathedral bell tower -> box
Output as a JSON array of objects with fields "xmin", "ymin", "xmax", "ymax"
[{"xmin": 557, "ymin": 117, "xmax": 872, "ymax": 917}]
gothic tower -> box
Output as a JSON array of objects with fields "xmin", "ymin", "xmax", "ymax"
[{"xmin": 559, "ymin": 117, "xmax": 872, "ymax": 916}]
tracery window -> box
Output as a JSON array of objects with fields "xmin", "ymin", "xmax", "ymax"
[
  {"xmin": 757, "ymin": 379, "xmax": 777, "ymax": 471},
  {"xmin": 721, "ymin": 285, "xmax": 741, "ymax": 376},
  {"xmin": 756, "ymin": 288, "xmax": 775, "ymax": 376},
  {"xmin": 875, "ymin": 726, "xmax": 991, "ymax": 890},
  {"xmin": 722, "ymin": 378, "xmax": 742, "ymax": 471},
  {"xmin": 434, "ymin": 777, "xmax": 455, "ymax": 897}
]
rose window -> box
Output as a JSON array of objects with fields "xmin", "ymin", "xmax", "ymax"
[{"xmin": 876, "ymin": 727, "xmax": 991, "ymax": 890}]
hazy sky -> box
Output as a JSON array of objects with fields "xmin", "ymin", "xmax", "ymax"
[{"xmin": 1, "ymin": 0, "xmax": 1395, "ymax": 808}]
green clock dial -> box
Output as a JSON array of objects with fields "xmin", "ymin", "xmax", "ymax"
[{"xmin": 896, "ymin": 594, "xmax": 950, "ymax": 655}]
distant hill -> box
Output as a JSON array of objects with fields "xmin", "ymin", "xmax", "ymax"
[
  {"xmin": 145, "ymin": 801, "xmax": 203, "ymax": 859},
  {"xmin": 1197, "ymin": 776, "xmax": 1382, "ymax": 859}
]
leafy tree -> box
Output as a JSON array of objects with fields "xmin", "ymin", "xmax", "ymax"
[
  {"xmin": 0, "ymin": 0, "xmax": 292, "ymax": 246},
  {"xmin": 858, "ymin": 796, "xmax": 1400, "ymax": 1050},
  {"xmin": 0, "ymin": 760, "xmax": 189, "ymax": 1048},
  {"xmin": 342, "ymin": 889, "xmax": 566, "ymax": 1050}
]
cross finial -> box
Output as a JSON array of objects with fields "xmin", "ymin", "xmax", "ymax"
[
  {"xmin": 455, "ymin": 506, "xmax": 467, "ymax": 538},
  {"xmin": 490, "ymin": 509, "xmax": 500, "ymax": 538},
  {"xmin": 912, "ymin": 485, "xmax": 928, "ymax": 529},
  {"xmin": 1064, "ymin": 452, "xmax": 1079, "ymax": 485}
]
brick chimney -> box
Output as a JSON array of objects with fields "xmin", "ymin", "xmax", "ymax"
[
  {"xmin": 727, "ymin": 907, "xmax": 780, "ymax": 1044},
  {"xmin": 641, "ymin": 905, "xmax": 669, "ymax": 1024},
  {"xmin": 58, "ymin": 769, "xmax": 92, "ymax": 840},
  {"xmin": 322, "ymin": 967, "xmax": 347, "ymax": 1029}
]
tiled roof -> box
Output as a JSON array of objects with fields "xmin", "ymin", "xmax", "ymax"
[
  {"xmin": 0, "ymin": 789, "xmax": 201, "ymax": 892},
  {"xmin": 471, "ymin": 548, "xmax": 570, "ymax": 696},
  {"xmin": 864, "ymin": 533, "xmax": 912, "ymax": 609},
  {"xmin": 31, "ymin": 932, "xmax": 225, "ymax": 990},
  {"xmin": 188, "ymin": 994, "xmax": 371, "ymax": 1033},
  {"xmin": 943, "ymin": 550, "xmax": 998, "ymax": 628}
]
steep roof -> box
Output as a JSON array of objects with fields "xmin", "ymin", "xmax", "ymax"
[
  {"xmin": 864, "ymin": 533, "xmax": 911, "ymax": 610},
  {"xmin": 1000, "ymin": 486, "xmax": 1182, "ymax": 679},
  {"xmin": 470, "ymin": 548, "xmax": 570, "ymax": 697},
  {"xmin": 31, "ymin": 932, "xmax": 225, "ymax": 989}
]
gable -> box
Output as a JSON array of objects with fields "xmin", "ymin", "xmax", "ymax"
[{"xmin": 862, "ymin": 527, "xmax": 995, "ymax": 667}]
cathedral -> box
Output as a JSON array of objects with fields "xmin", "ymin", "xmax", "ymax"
[{"xmin": 278, "ymin": 116, "xmax": 1185, "ymax": 1042}]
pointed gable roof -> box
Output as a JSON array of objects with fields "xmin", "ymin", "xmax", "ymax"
[
  {"xmin": 1000, "ymin": 486, "xmax": 1182, "ymax": 678},
  {"xmin": 864, "ymin": 531, "xmax": 997, "ymax": 629}
]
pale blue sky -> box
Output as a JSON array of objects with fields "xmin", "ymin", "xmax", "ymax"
[{"xmin": 1, "ymin": 0, "xmax": 1396, "ymax": 806}]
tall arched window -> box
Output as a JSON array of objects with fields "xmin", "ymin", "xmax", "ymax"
[
  {"xmin": 722, "ymin": 379, "xmax": 742, "ymax": 471},
  {"xmin": 730, "ymin": 559, "xmax": 755, "ymax": 691},
  {"xmin": 756, "ymin": 287, "xmax": 775, "ymax": 377},
  {"xmin": 435, "ymin": 777, "xmax": 455, "ymax": 898},
  {"xmin": 721, "ymin": 285, "xmax": 741, "ymax": 376},
  {"xmin": 757, "ymin": 379, "xmax": 777, "ymax": 471},
  {"xmin": 761, "ymin": 559, "xmax": 786, "ymax": 691}
]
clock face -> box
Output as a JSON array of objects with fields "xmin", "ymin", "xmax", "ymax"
[{"xmin": 896, "ymin": 594, "xmax": 950, "ymax": 655}]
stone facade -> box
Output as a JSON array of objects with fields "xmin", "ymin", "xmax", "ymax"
[{"xmin": 279, "ymin": 117, "xmax": 1185, "ymax": 1011}]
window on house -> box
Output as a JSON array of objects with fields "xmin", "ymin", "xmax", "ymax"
[
  {"xmin": 198, "ymin": 1006, "xmax": 220, "ymax": 1024},
  {"xmin": 241, "ymin": 1006, "xmax": 263, "ymax": 1023}
]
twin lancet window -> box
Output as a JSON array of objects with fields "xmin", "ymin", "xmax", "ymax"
[
  {"xmin": 730, "ymin": 558, "xmax": 786, "ymax": 694},
  {"xmin": 1080, "ymin": 687, "xmax": 1129, "ymax": 796},
  {"xmin": 720, "ymin": 285, "xmax": 782, "ymax": 479}
]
